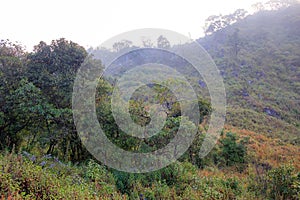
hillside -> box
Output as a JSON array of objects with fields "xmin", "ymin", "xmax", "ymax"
[
  {"xmin": 89, "ymin": 4, "xmax": 300, "ymax": 144},
  {"xmin": 198, "ymin": 4, "xmax": 300, "ymax": 143},
  {"xmin": 0, "ymin": 2, "xmax": 299, "ymax": 200}
]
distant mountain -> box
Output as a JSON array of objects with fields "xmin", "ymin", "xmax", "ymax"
[{"xmin": 198, "ymin": 4, "xmax": 300, "ymax": 143}]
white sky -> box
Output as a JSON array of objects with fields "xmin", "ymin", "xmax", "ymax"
[{"xmin": 1, "ymin": 0, "xmax": 266, "ymax": 51}]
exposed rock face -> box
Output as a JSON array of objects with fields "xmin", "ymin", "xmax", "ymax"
[{"xmin": 263, "ymin": 107, "xmax": 281, "ymax": 119}]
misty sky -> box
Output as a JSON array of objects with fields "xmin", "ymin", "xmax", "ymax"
[{"xmin": 1, "ymin": 0, "xmax": 267, "ymax": 50}]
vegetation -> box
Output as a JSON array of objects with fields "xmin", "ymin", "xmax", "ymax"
[
  {"xmin": 199, "ymin": 2, "xmax": 300, "ymax": 143},
  {"xmin": 0, "ymin": 1, "xmax": 299, "ymax": 199}
]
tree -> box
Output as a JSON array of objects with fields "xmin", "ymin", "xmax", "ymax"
[
  {"xmin": 204, "ymin": 15, "xmax": 228, "ymax": 35},
  {"xmin": 204, "ymin": 9, "xmax": 247, "ymax": 35},
  {"xmin": 157, "ymin": 35, "xmax": 170, "ymax": 49},
  {"xmin": 142, "ymin": 38, "xmax": 154, "ymax": 48},
  {"xmin": 112, "ymin": 40, "xmax": 133, "ymax": 52},
  {"xmin": 27, "ymin": 38, "xmax": 87, "ymax": 108},
  {"xmin": 26, "ymin": 38, "xmax": 88, "ymax": 161},
  {"xmin": 228, "ymin": 28, "xmax": 241, "ymax": 59},
  {"xmin": 0, "ymin": 39, "xmax": 27, "ymax": 149},
  {"xmin": 10, "ymin": 80, "xmax": 67, "ymax": 152}
]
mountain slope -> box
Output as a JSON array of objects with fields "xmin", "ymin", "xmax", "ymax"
[{"xmin": 198, "ymin": 4, "xmax": 300, "ymax": 143}]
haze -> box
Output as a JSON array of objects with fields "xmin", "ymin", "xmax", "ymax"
[{"xmin": 1, "ymin": 0, "xmax": 266, "ymax": 50}]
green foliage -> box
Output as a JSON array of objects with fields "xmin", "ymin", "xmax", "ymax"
[
  {"xmin": 181, "ymin": 132, "xmax": 248, "ymax": 170},
  {"xmin": 110, "ymin": 161, "xmax": 196, "ymax": 196},
  {"xmin": 219, "ymin": 132, "xmax": 247, "ymax": 167},
  {"xmin": 25, "ymin": 38, "xmax": 90, "ymax": 162},
  {"xmin": 0, "ymin": 40, "xmax": 27, "ymax": 149},
  {"xmin": 0, "ymin": 150, "xmax": 298, "ymax": 200},
  {"xmin": 248, "ymin": 164, "xmax": 300, "ymax": 200},
  {"xmin": 267, "ymin": 164, "xmax": 300, "ymax": 199},
  {"xmin": 196, "ymin": 177, "xmax": 242, "ymax": 200},
  {"xmin": 200, "ymin": 3, "xmax": 300, "ymax": 142},
  {"xmin": 27, "ymin": 38, "xmax": 87, "ymax": 108},
  {"xmin": 0, "ymin": 38, "xmax": 91, "ymax": 162},
  {"xmin": 111, "ymin": 161, "xmax": 248, "ymax": 199},
  {"xmin": 83, "ymin": 159, "xmax": 119, "ymax": 197},
  {"xmin": 0, "ymin": 152, "xmax": 125, "ymax": 199},
  {"xmin": 0, "ymin": 4, "xmax": 299, "ymax": 199}
]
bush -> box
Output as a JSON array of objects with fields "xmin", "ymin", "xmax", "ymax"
[
  {"xmin": 267, "ymin": 164, "xmax": 300, "ymax": 200},
  {"xmin": 0, "ymin": 152, "xmax": 125, "ymax": 199},
  {"xmin": 219, "ymin": 132, "xmax": 247, "ymax": 167},
  {"xmin": 248, "ymin": 164, "xmax": 300, "ymax": 200}
]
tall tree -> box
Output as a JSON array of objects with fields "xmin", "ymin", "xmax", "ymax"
[
  {"xmin": 26, "ymin": 38, "xmax": 88, "ymax": 161},
  {"xmin": 27, "ymin": 38, "xmax": 87, "ymax": 108},
  {"xmin": 0, "ymin": 40, "xmax": 27, "ymax": 149}
]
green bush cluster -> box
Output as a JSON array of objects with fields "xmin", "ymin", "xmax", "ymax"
[
  {"xmin": 112, "ymin": 161, "xmax": 247, "ymax": 200},
  {"xmin": 219, "ymin": 132, "xmax": 248, "ymax": 168},
  {"xmin": 1, "ymin": 150, "xmax": 299, "ymax": 199},
  {"xmin": 0, "ymin": 151, "xmax": 251, "ymax": 200},
  {"xmin": 0, "ymin": 152, "xmax": 125, "ymax": 199},
  {"xmin": 248, "ymin": 164, "xmax": 300, "ymax": 200}
]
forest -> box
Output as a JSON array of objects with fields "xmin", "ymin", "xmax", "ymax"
[{"xmin": 0, "ymin": 1, "xmax": 299, "ymax": 199}]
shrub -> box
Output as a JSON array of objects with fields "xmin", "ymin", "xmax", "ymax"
[
  {"xmin": 0, "ymin": 152, "xmax": 125, "ymax": 199},
  {"xmin": 248, "ymin": 164, "xmax": 300, "ymax": 200},
  {"xmin": 219, "ymin": 132, "xmax": 247, "ymax": 168},
  {"xmin": 267, "ymin": 164, "xmax": 300, "ymax": 200}
]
